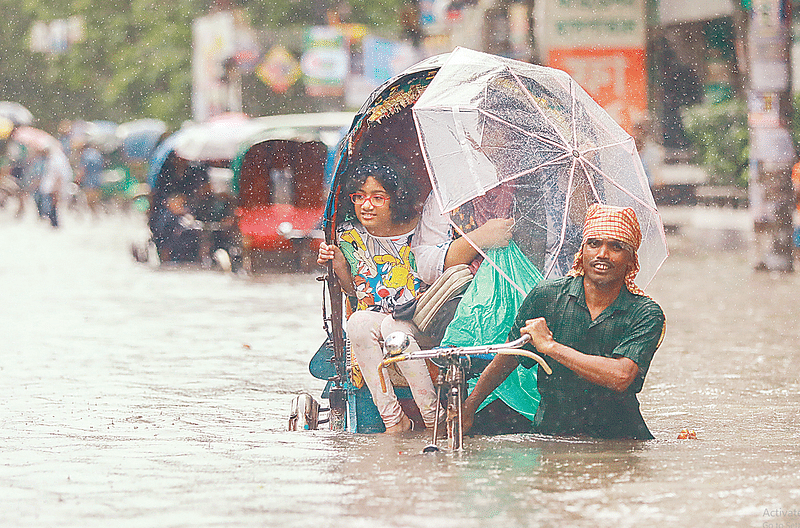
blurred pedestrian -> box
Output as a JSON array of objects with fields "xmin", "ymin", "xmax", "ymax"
[
  {"xmin": 57, "ymin": 120, "xmax": 74, "ymax": 161},
  {"xmin": 76, "ymin": 139, "xmax": 105, "ymax": 217},
  {"xmin": 191, "ymin": 180, "xmax": 236, "ymax": 266},
  {"xmin": 1, "ymin": 135, "xmax": 30, "ymax": 218},
  {"xmin": 35, "ymin": 145, "xmax": 73, "ymax": 228},
  {"xmin": 151, "ymin": 193, "xmax": 200, "ymax": 262}
]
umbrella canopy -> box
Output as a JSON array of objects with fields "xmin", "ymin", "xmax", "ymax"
[
  {"xmin": 10, "ymin": 126, "xmax": 72, "ymax": 187},
  {"xmin": 117, "ymin": 118, "xmax": 167, "ymax": 161},
  {"xmin": 70, "ymin": 120, "xmax": 120, "ymax": 152},
  {"xmin": 12, "ymin": 126, "xmax": 62, "ymax": 152},
  {"xmin": 87, "ymin": 120, "xmax": 119, "ymax": 151},
  {"xmin": 324, "ymin": 53, "xmax": 447, "ymax": 236},
  {"xmin": 172, "ymin": 114, "xmax": 264, "ymax": 162},
  {"xmin": 0, "ymin": 101, "xmax": 34, "ymax": 126},
  {"xmin": 412, "ymin": 47, "xmax": 667, "ymax": 290}
]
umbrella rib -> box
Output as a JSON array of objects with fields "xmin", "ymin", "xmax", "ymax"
[
  {"xmin": 454, "ymin": 106, "xmax": 493, "ymax": 193},
  {"xmin": 581, "ymin": 156, "xmax": 659, "ymax": 213},
  {"xmin": 543, "ymin": 157, "xmax": 578, "ymax": 279},
  {"xmin": 581, "ymin": 137, "xmax": 632, "ymax": 156},
  {"xmin": 477, "ymin": 108, "xmax": 569, "ymax": 153},
  {"xmin": 577, "ymin": 135, "xmax": 657, "ymax": 212},
  {"xmin": 570, "ymin": 80, "xmax": 578, "ymax": 150},
  {"xmin": 508, "ymin": 69, "xmax": 573, "ymax": 151},
  {"xmin": 503, "ymin": 153, "xmax": 572, "ymax": 183},
  {"xmin": 577, "ymin": 158, "xmax": 603, "ymax": 203}
]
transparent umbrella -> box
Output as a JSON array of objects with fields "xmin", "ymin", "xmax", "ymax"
[{"xmin": 412, "ymin": 47, "xmax": 667, "ymax": 290}]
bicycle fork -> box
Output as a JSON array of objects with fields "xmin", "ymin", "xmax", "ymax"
[
  {"xmin": 423, "ymin": 359, "xmax": 466, "ymax": 453},
  {"xmin": 447, "ymin": 363, "xmax": 464, "ymax": 451}
]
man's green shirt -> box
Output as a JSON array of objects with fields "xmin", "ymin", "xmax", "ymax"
[{"xmin": 510, "ymin": 275, "xmax": 665, "ymax": 439}]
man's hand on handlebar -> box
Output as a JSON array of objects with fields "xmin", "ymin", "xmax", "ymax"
[{"xmin": 520, "ymin": 317, "xmax": 556, "ymax": 356}]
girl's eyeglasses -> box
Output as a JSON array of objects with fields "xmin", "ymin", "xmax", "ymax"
[{"xmin": 350, "ymin": 193, "xmax": 389, "ymax": 207}]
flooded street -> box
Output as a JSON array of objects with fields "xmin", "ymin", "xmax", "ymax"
[{"xmin": 2, "ymin": 209, "xmax": 799, "ymax": 528}]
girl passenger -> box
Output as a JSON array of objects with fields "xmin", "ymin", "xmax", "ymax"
[{"xmin": 317, "ymin": 158, "xmax": 440, "ymax": 433}]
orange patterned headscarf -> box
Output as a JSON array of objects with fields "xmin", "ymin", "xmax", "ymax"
[{"xmin": 567, "ymin": 204, "xmax": 645, "ymax": 296}]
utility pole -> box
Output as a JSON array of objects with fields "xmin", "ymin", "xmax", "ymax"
[{"xmin": 746, "ymin": 0, "xmax": 795, "ymax": 271}]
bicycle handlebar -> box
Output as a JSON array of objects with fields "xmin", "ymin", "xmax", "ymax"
[{"xmin": 378, "ymin": 334, "xmax": 552, "ymax": 393}]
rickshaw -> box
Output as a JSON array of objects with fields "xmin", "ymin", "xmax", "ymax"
[
  {"xmin": 229, "ymin": 112, "xmax": 354, "ymax": 273},
  {"xmin": 289, "ymin": 56, "xmax": 446, "ymax": 436},
  {"xmin": 286, "ymin": 58, "xmax": 545, "ymax": 447},
  {"xmin": 72, "ymin": 119, "xmax": 142, "ymax": 212},
  {"xmin": 289, "ymin": 48, "xmax": 669, "ymax": 452},
  {"xmin": 133, "ymin": 116, "xmax": 263, "ymax": 270}
]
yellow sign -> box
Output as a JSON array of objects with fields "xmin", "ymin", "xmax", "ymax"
[{"xmin": 257, "ymin": 46, "xmax": 302, "ymax": 94}]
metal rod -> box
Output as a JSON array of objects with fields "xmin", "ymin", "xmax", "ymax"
[{"xmin": 378, "ymin": 333, "xmax": 553, "ymax": 393}]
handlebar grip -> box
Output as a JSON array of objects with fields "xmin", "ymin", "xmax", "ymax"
[{"xmin": 496, "ymin": 349, "xmax": 552, "ymax": 375}]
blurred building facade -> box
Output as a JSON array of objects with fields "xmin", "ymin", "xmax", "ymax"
[
  {"xmin": 416, "ymin": 0, "xmax": 745, "ymax": 159},
  {"xmin": 193, "ymin": 0, "xmax": 789, "ymax": 171}
]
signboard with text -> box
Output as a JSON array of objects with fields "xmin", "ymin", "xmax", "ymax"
[
  {"xmin": 549, "ymin": 47, "xmax": 647, "ymax": 132},
  {"xmin": 537, "ymin": 0, "xmax": 645, "ymax": 50},
  {"xmin": 537, "ymin": 0, "xmax": 646, "ymax": 133}
]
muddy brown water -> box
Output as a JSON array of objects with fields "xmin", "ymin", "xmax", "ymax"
[{"xmin": 1, "ymin": 211, "xmax": 798, "ymax": 527}]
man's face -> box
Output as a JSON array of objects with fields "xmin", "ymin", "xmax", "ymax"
[{"xmin": 581, "ymin": 237, "xmax": 634, "ymax": 289}]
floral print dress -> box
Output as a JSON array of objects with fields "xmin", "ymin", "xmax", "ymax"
[{"xmin": 336, "ymin": 220, "xmax": 422, "ymax": 314}]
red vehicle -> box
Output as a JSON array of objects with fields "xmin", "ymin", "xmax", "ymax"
[{"xmin": 229, "ymin": 112, "xmax": 353, "ymax": 271}]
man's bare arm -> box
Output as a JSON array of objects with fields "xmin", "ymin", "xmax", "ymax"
[
  {"xmin": 521, "ymin": 318, "xmax": 638, "ymax": 392},
  {"xmin": 461, "ymin": 353, "xmax": 519, "ymax": 433}
]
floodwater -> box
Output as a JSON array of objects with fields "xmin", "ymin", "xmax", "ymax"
[{"xmin": 2, "ymin": 209, "xmax": 799, "ymax": 528}]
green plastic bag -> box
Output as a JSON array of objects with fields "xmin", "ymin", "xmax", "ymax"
[{"xmin": 440, "ymin": 241, "xmax": 543, "ymax": 420}]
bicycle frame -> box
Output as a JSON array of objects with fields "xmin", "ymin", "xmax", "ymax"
[
  {"xmin": 379, "ymin": 333, "xmax": 552, "ymax": 452},
  {"xmin": 425, "ymin": 353, "xmax": 469, "ymax": 452}
]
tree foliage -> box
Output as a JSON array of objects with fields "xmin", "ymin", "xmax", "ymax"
[
  {"xmin": 1, "ymin": 0, "xmax": 209, "ymax": 131},
  {"xmin": 681, "ymin": 99, "xmax": 749, "ymax": 188},
  {"xmin": 0, "ymin": 0, "xmax": 403, "ymax": 133}
]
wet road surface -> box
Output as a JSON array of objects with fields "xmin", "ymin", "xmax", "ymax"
[{"xmin": 1, "ymin": 210, "xmax": 799, "ymax": 527}]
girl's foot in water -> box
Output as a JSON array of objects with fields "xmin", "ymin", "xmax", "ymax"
[{"xmin": 383, "ymin": 413, "xmax": 412, "ymax": 433}]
